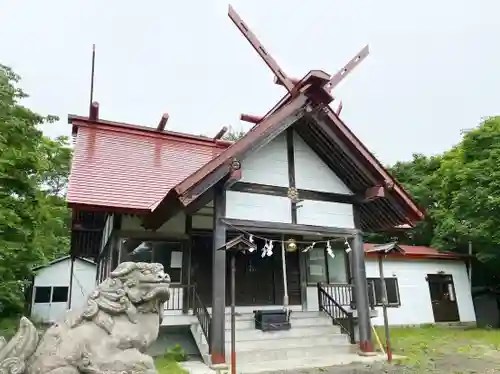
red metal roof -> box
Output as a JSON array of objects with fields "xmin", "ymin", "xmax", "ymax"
[
  {"xmin": 67, "ymin": 118, "xmax": 230, "ymax": 212},
  {"xmin": 363, "ymin": 243, "xmax": 465, "ymax": 260}
]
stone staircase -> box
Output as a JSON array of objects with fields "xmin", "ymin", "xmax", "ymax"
[{"xmin": 191, "ymin": 310, "xmax": 358, "ymax": 373}]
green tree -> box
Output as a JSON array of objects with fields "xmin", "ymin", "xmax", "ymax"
[
  {"xmin": 365, "ymin": 153, "xmax": 442, "ymax": 246},
  {"xmin": 0, "ymin": 64, "xmax": 71, "ymax": 316},
  {"xmin": 223, "ymin": 126, "xmax": 247, "ymax": 141},
  {"xmin": 433, "ymin": 117, "xmax": 500, "ymax": 285},
  {"xmin": 367, "ymin": 117, "xmax": 500, "ymax": 290}
]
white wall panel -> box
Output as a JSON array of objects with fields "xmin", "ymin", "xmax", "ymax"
[
  {"xmin": 225, "ymin": 191, "xmax": 291, "ymax": 223},
  {"xmin": 297, "ymin": 200, "xmax": 354, "ymax": 229},
  {"xmin": 293, "ymin": 132, "xmax": 352, "ymax": 194},
  {"xmin": 240, "ymin": 133, "xmax": 289, "ymax": 187}
]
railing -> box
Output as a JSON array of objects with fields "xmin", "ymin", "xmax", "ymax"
[
  {"xmin": 321, "ymin": 283, "xmax": 354, "ymax": 307},
  {"xmin": 317, "ymin": 283, "xmax": 356, "ymax": 344},
  {"xmin": 163, "ymin": 284, "xmax": 211, "ymax": 351},
  {"xmin": 164, "ymin": 284, "xmax": 195, "ymax": 312},
  {"xmin": 192, "ymin": 286, "xmax": 212, "ymax": 353},
  {"xmin": 321, "ymin": 282, "xmax": 375, "ymax": 310}
]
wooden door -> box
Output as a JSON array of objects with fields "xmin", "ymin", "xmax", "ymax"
[
  {"xmin": 232, "ymin": 251, "xmax": 275, "ymax": 306},
  {"xmin": 190, "ymin": 236, "xmax": 213, "ymax": 306},
  {"xmin": 427, "ymin": 274, "xmax": 460, "ymax": 322}
]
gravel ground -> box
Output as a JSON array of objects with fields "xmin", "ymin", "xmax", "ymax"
[
  {"xmin": 258, "ymin": 351, "xmax": 500, "ymax": 374},
  {"xmin": 258, "ymin": 327, "xmax": 500, "ymax": 374}
]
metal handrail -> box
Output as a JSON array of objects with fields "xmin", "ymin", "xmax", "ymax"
[
  {"xmin": 191, "ymin": 286, "xmax": 212, "ymax": 353},
  {"xmin": 317, "ymin": 282, "xmax": 356, "ymax": 344}
]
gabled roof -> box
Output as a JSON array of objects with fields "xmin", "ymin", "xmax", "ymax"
[
  {"xmin": 364, "ymin": 242, "xmax": 405, "ymax": 255},
  {"xmin": 67, "ymin": 71, "xmax": 424, "ymax": 233},
  {"xmin": 363, "ymin": 243, "xmax": 466, "ymax": 260},
  {"xmin": 67, "ymin": 117, "xmax": 231, "ymax": 213},
  {"xmin": 32, "ymin": 256, "xmax": 95, "ymax": 272},
  {"xmin": 144, "ymin": 72, "xmax": 425, "ymax": 232}
]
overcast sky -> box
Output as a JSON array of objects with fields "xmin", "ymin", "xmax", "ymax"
[{"xmin": 1, "ymin": 0, "xmax": 497, "ymax": 165}]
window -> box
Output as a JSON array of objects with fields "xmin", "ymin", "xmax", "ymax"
[
  {"xmin": 52, "ymin": 287, "xmax": 69, "ymax": 303},
  {"xmin": 306, "ymin": 248, "xmax": 327, "ymax": 284},
  {"xmin": 306, "ymin": 243, "xmax": 348, "ymax": 284},
  {"xmin": 152, "ymin": 243, "xmax": 182, "ymax": 283},
  {"xmin": 367, "ymin": 278, "xmax": 400, "ymax": 307},
  {"xmin": 34, "ymin": 287, "xmax": 51, "ymax": 303},
  {"xmin": 126, "ymin": 241, "xmax": 183, "ymax": 284},
  {"xmin": 326, "ymin": 250, "xmax": 347, "ymax": 283}
]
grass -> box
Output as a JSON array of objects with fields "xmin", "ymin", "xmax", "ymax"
[
  {"xmin": 154, "ymin": 344, "xmax": 189, "ymax": 374},
  {"xmin": 373, "ymin": 325, "xmax": 500, "ymax": 371},
  {"xmin": 154, "ymin": 356, "xmax": 188, "ymax": 374}
]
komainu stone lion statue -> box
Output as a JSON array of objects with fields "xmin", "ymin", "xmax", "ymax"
[{"xmin": 0, "ymin": 262, "xmax": 170, "ymax": 374}]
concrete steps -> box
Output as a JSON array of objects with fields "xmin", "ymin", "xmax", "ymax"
[
  {"xmin": 235, "ymin": 351, "xmax": 379, "ymax": 374},
  {"xmin": 224, "ymin": 325, "xmax": 341, "ymax": 342},
  {"xmin": 226, "ymin": 334, "xmax": 351, "ymax": 353},
  {"xmin": 190, "ymin": 310, "xmax": 356, "ymax": 372},
  {"xmin": 227, "ymin": 314, "xmax": 332, "ymax": 330}
]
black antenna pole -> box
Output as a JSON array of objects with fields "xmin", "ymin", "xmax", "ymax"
[{"xmin": 89, "ymin": 44, "xmax": 96, "ymax": 110}]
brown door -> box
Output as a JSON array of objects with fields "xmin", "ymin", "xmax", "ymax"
[
  {"xmin": 231, "ymin": 250, "xmax": 275, "ymax": 306},
  {"xmin": 427, "ymin": 274, "xmax": 460, "ymax": 322}
]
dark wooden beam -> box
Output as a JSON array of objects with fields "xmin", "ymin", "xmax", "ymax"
[
  {"xmin": 274, "ymin": 46, "xmax": 368, "ymax": 95},
  {"xmin": 213, "ymin": 126, "xmax": 228, "ymax": 140},
  {"xmin": 180, "ymin": 164, "xmax": 231, "ymax": 203},
  {"xmin": 328, "ymin": 45, "xmax": 370, "ymax": 90},
  {"xmin": 224, "ymin": 168, "xmax": 242, "ymax": 190},
  {"xmin": 228, "ymin": 5, "xmax": 295, "ymax": 92},
  {"xmin": 211, "ymin": 185, "xmax": 227, "ymax": 364},
  {"xmin": 89, "ymin": 101, "xmax": 99, "ymax": 121},
  {"xmin": 221, "ymin": 218, "xmax": 357, "ymax": 237},
  {"xmin": 174, "ymin": 90, "xmax": 309, "ymax": 198},
  {"xmin": 240, "ymin": 113, "xmax": 262, "ymax": 124},
  {"xmin": 286, "ymin": 128, "xmax": 297, "ymax": 223},
  {"xmin": 184, "ymin": 190, "xmax": 215, "ymax": 215},
  {"xmin": 363, "ymin": 185, "xmax": 385, "ymax": 202},
  {"xmin": 311, "ymin": 111, "xmax": 379, "ymax": 184},
  {"xmin": 351, "ymin": 205, "xmax": 373, "ymax": 352},
  {"xmin": 318, "ymin": 108, "xmax": 424, "ymax": 220},
  {"xmin": 157, "ymin": 113, "xmax": 169, "ymax": 131},
  {"xmin": 273, "ymin": 76, "xmax": 300, "ymax": 86},
  {"xmin": 182, "ymin": 215, "xmax": 192, "ymax": 314},
  {"xmin": 335, "ymin": 101, "xmax": 343, "ymax": 116},
  {"xmin": 229, "ymin": 181, "xmax": 389, "ymax": 206}
]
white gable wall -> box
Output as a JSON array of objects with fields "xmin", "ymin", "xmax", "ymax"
[
  {"xmin": 31, "ymin": 258, "xmax": 96, "ymax": 323},
  {"xmin": 365, "ymin": 258, "xmax": 476, "ymax": 326},
  {"xmin": 293, "ymin": 132, "xmax": 352, "ymax": 195},
  {"xmin": 226, "ymin": 131, "xmax": 355, "ymax": 229},
  {"xmin": 226, "ymin": 133, "xmax": 291, "ymax": 222},
  {"xmin": 240, "ymin": 133, "xmax": 289, "ymax": 187}
]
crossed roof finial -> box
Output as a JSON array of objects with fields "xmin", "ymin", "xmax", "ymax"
[{"xmin": 228, "ymin": 5, "xmax": 369, "ymax": 123}]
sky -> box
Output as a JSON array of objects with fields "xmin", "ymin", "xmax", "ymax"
[{"xmin": 1, "ymin": 0, "xmax": 498, "ymax": 165}]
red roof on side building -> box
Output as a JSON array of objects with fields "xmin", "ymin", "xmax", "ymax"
[
  {"xmin": 67, "ymin": 117, "xmax": 231, "ymax": 212},
  {"xmin": 363, "ymin": 243, "xmax": 466, "ymax": 260}
]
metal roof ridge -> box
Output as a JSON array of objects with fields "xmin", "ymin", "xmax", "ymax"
[{"xmin": 69, "ymin": 115, "xmax": 233, "ymax": 149}]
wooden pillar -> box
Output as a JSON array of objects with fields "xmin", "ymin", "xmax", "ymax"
[
  {"xmin": 211, "ymin": 185, "xmax": 227, "ymax": 364},
  {"xmin": 182, "ymin": 215, "xmax": 193, "ymax": 314},
  {"xmin": 351, "ymin": 231, "xmax": 373, "ymax": 352}
]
